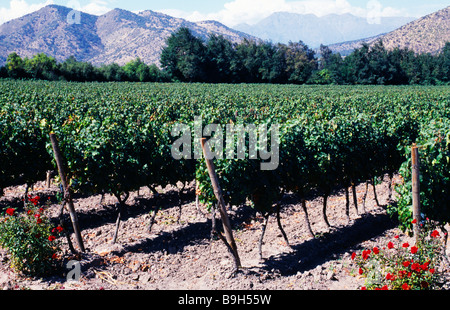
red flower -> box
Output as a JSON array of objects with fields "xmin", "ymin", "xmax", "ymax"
[
  {"xmin": 429, "ymin": 268, "xmax": 435, "ymax": 274},
  {"xmin": 48, "ymin": 235, "xmax": 56, "ymax": 242},
  {"xmin": 394, "ymin": 235, "xmax": 399, "ymax": 239},
  {"xmin": 431, "ymin": 230, "xmax": 440, "ymax": 238},
  {"xmin": 402, "ymin": 242, "xmax": 409, "ymax": 248},
  {"xmin": 362, "ymin": 249, "xmax": 371, "ymax": 260},
  {"xmin": 387, "ymin": 241, "xmax": 394, "ymax": 249},
  {"xmin": 411, "ymin": 246, "xmax": 418, "ymax": 254},
  {"xmin": 52, "ymin": 226, "xmax": 64, "ymax": 234},
  {"xmin": 359, "ymin": 268, "xmax": 364, "ymax": 275},
  {"xmin": 6, "ymin": 208, "xmax": 15, "ymax": 216},
  {"xmin": 411, "ymin": 263, "xmax": 421, "ymax": 272},
  {"xmin": 29, "ymin": 196, "xmax": 40, "ymax": 206},
  {"xmin": 36, "ymin": 218, "xmax": 42, "ymax": 224},
  {"xmin": 386, "ymin": 273, "xmax": 395, "ymax": 281},
  {"xmin": 402, "ymin": 283, "xmax": 411, "ymax": 290},
  {"xmin": 403, "ymin": 261, "xmax": 410, "ymax": 267},
  {"xmin": 412, "ymin": 219, "xmax": 417, "ymax": 224},
  {"xmin": 351, "ymin": 252, "xmax": 356, "ymax": 260},
  {"xmin": 360, "ymin": 287, "xmax": 367, "ymax": 290},
  {"xmin": 373, "ymin": 247, "xmax": 380, "ymax": 254}
]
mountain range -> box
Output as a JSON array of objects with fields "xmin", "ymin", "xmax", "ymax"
[
  {"xmin": 0, "ymin": 4, "xmax": 449, "ymax": 67},
  {"xmin": 0, "ymin": 5, "xmax": 254, "ymax": 66},
  {"xmin": 328, "ymin": 6, "xmax": 449, "ymax": 56},
  {"xmin": 380, "ymin": 6, "xmax": 449, "ymax": 55},
  {"xmin": 235, "ymin": 12, "xmax": 414, "ymax": 47}
]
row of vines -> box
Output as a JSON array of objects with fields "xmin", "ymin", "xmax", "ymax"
[{"xmin": 0, "ymin": 80, "xmax": 449, "ymax": 243}]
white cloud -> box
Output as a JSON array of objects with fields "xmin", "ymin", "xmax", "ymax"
[
  {"xmin": 79, "ymin": 0, "xmax": 111, "ymax": 16},
  {"xmin": 0, "ymin": 0, "xmax": 54, "ymax": 25},
  {"xmin": 158, "ymin": 0, "xmax": 406, "ymax": 27}
]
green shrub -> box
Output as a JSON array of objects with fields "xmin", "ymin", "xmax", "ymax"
[
  {"xmin": 0, "ymin": 197, "xmax": 63, "ymax": 276},
  {"xmin": 351, "ymin": 219, "xmax": 447, "ymax": 290}
]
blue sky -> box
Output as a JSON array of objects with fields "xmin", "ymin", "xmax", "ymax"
[{"xmin": 1, "ymin": 0, "xmax": 448, "ymax": 26}]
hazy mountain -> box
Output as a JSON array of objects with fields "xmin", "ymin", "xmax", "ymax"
[
  {"xmin": 0, "ymin": 5, "xmax": 255, "ymax": 66},
  {"xmin": 235, "ymin": 12, "xmax": 415, "ymax": 47},
  {"xmin": 324, "ymin": 34, "xmax": 385, "ymax": 56},
  {"xmin": 327, "ymin": 6, "xmax": 449, "ymax": 56}
]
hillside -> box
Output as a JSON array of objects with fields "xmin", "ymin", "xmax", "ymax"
[
  {"xmin": 235, "ymin": 12, "xmax": 414, "ymax": 47},
  {"xmin": 326, "ymin": 34, "xmax": 385, "ymax": 56},
  {"xmin": 380, "ymin": 6, "xmax": 450, "ymax": 55},
  {"xmin": 0, "ymin": 5, "xmax": 254, "ymax": 66},
  {"xmin": 328, "ymin": 6, "xmax": 450, "ymax": 56}
]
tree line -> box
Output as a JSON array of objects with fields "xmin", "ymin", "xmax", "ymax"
[
  {"xmin": 1, "ymin": 27, "xmax": 449, "ymax": 85},
  {"xmin": 0, "ymin": 53, "xmax": 169, "ymax": 82}
]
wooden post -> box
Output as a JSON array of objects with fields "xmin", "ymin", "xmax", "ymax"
[
  {"xmin": 49, "ymin": 133, "xmax": 85, "ymax": 253},
  {"xmin": 46, "ymin": 170, "xmax": 53, "ymax": 188},
  {"xmin": 411, "ymin": 143, "xmax": 421, "ymax": 242},
  {"xmin": 200, "ymin": 138, "xmax": 241, "ymax": 269}
]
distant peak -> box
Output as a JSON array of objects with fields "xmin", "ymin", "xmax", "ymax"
[
  {"xmin": 101, "ymin": 8, "xmax": 138, "ymax": 19},
  {"xmin": 107, "ymin": 8, "xmax": 131, "ymax": 15},
  {"xmin": 42, "ymin": 4, "xmax": 71, "ymax": 12}
]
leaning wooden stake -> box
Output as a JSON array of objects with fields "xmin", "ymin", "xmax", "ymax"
[
  {"xmin": 49, "ymin": 133, "xmax": 85, "ymax": 253},
  {"xmin": 200, "ymin": 138, "xmax": 241, "ymax": 270},
  {"xmin": 411, "ymin": 143, "xmax": 421, "ymax": 242}
]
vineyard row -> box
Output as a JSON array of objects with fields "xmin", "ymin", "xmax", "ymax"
[{"xmin": 0, "ymin": 80, "xmax": 449, "ymax": 239}]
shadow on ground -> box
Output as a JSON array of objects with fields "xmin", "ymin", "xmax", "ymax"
[{"xmin": 261, "ymin": 211, "xmax": 398, "ymax": 276}]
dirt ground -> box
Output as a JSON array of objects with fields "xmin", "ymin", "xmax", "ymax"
[{"xmin": 0, "ymin": 175, "xmax": 449, "ymax": 291}]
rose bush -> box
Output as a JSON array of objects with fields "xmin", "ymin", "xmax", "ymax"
[
  {"xmin": 0, "ymin": 196, "xmax": 63, "ymax": 276},
  {"xmin": 351, "ymin": 219, "xmax": 447, "ymax": 290}
]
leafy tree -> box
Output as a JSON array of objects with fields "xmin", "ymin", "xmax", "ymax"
[
  {"xmin": 161, "ymin": 27, "xmax": 208, "ymax": 82},
  {"xmin": 59, "ymin": 56, "xmax": 99, "ymax": 82},
  {"xmin": 234, "ymin": 39, "xmax": 261, "ymax": 83},
  {"xmin": 283, "ymin": 41, "xmax": 317, "ymax": 84},
  {"xmin": 325, "ymin": 53, "xmax": 346, "ymax": 84},
  {"xmin": 123, "ymin": 58, "xmax": 150, "ymax": 82},
  {"xmin": 367, "ymin": 40, "xmax": 390, "ymax": 84},
  {"xmin": 23, "ymin": 53, "xmax": 58, "ymax": 80},
  {"xmin": 309, "ymin": 69, "xmax": 333, "ymax": 85},
  {"xmin": 99, "ymin": 63, "xmax": 126, "ymax": 81},
  {"xmin": 0, "ymin": 65, "xmax": 7, "ymax": 78},
  {"xmin": 386, "ymin": 48, "xmax": 411, "ymax": 85},
  {"xmin": 318, "ymin": 44, "xmax": 333, "ymax": 70},
  {"xmin": 148, "ymin": 64, "xmax": 170, "ymax": 82},
  {"xmin": 6, "ymin": 52, "xmax": 26, "ymax": 78},
  {"xmin": 205, "ymin": 34, "xmax": 237, "ymax": 83},
  {"xmin": 434, "ymin": 42, "xmax": 450, "ymax": 84},
  {"xmin": 262, "ymin": 43, "xmax": 288, "ymax": 83}
]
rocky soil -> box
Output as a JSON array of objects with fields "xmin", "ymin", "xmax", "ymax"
[{"xmin": 0, "ymin": 175, "xmax": 449, "ymax": 291}]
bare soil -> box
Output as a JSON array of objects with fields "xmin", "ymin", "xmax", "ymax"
[{"xmin": 1, "ymin": 175, "xmax": 449, "ymax": 291}]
